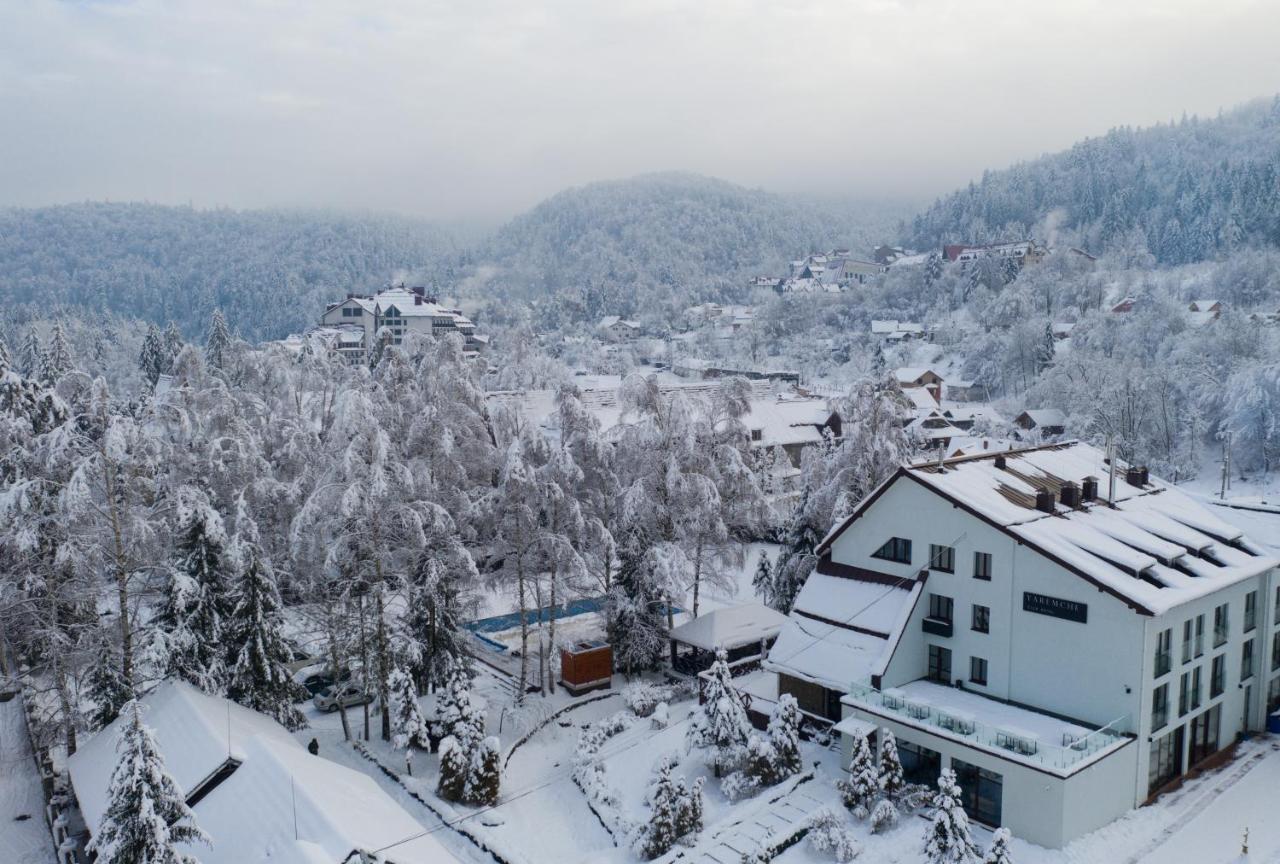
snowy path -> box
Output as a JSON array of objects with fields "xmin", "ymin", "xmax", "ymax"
[
  {"xmin": 0, "ymin": 692, "xmax": 56, "ymax": 864},
  {"xmin": 660, "ymin": 773, "xmax": 825, "ymax": 864}
]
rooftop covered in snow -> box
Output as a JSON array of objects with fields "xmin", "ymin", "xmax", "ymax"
[
  {"xmin": 669, "ymin": 602, "xmax": 789, "ymax": 652},
  {"xmin": 67, "ymin": 681, "xmax": 457, "ymax": 864}
]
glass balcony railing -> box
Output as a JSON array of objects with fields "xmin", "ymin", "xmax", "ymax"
[{"xmin": 844, "ymin": 681, "xmax": 1131, "ymax": 773}]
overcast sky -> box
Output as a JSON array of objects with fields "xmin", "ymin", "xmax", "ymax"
[{"xmin": 2, "ymin": 0, "xmax": 1279, "ymax": 224}]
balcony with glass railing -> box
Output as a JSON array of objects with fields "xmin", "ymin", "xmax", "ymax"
[{"xmin": 843, "ymin": 680, "xmax": 1132, "ymax": 774}]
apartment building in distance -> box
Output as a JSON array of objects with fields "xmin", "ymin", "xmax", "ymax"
[{"xmin": 319, "ymin": 285, "xmax": 485, "ymax": 365}]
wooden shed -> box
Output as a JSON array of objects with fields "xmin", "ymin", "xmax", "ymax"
[{"xmin": 559, "ymin": 641, "xmax": 613, "ymax": 695}]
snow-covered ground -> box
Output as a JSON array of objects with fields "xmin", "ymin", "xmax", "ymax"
[{"xmin": 0, "ymin": 692, "xmax": 57, "ymax": 864}]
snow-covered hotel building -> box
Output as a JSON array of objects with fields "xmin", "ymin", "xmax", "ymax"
[
  {"xmin": 766, "ymin": 442, "xmax": 1279, "ymax": 848},
  {"xmin": 320, "ymin": 285, "xmax": 485, "ymax": 364}
]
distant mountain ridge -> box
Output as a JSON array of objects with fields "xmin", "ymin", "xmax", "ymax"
[{"xmin": 904, "ymin": 97, "xmax": 1280, "ymax": 264}]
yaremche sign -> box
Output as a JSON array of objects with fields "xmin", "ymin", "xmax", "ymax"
[{"xmin": 1023, "ymin": 591, "xmax": 1088, "ymax": 624}]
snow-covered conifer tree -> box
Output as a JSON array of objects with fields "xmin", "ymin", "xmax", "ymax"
[
  {"xmin": 766, "ymin": 693, "xmax": 802, "ymax": 779},
  {"xmin": 84, "ymin": 638, "xmax": 133, "ymax": 731},
  {"xmin": 225, "ymin": 505, "xmax": 306, "ymax": 730},
  {"xmin": 837, "ymin": 729, "xmax": 879, "ymax": 818},
  {"xmin": 687, "ymin": 649, "xmax": 751, "ymax": 776},
  {"xmin": 752, "ymin": 549, "xmax": 775, "ymax": 607},
  {"xmin": 89, "ymin": 699, "xmax": 209, "ymax": 864},
  {"xmin": 205, "ymin": 309, "xmax": 232, "ymax": 369},
  {"xmin": 465, "ymin": 736, "xmax": 503, "ymax": 806},
  {"xmin": 18, "ymin": 328, "xmax": 43, "ymax": 378},
  {"xmin": 42, "ymin": 322, "xmax": 77, "ymax": 384},
  {"xmin": 139, "ymin": 324, "xmax": 167, "ymax": 386},
  {"xmin": 387, "ymin": 667, "xmax": 430, "ymax": 754},
  {"xmin": 633, "ymin": 754, "xmax": 697, "ymax": 859},
  {"xmin": 879, "ymin": 728, "xmax": 906, "ymax": 802},
  {"xmin": 923, "ymin": 768, "xmax": 980, "ymax": 864},
  {"xmin": 148, "ymin": 489, "xmax": 232, "ymax": 693}
]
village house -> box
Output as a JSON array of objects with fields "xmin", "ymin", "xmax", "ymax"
[
  {"xmin": 944, "ymin": 240, "xmax": 1047, "ymax": 268},
  {"xmin": 945, "ymin": 379, "xmax": 988, "ymax": 402},
  {"xmin": 320, "ymin": 285, "xmax": 484, "ymax": 364},
  {"xmin": 597, "ymin": 315, "xmax": 642, "ymax": 341},
  {"xmin": 1015, "ymin": 408, "xmax": 1067, "ymax": 437},
  {"xmin": 1111, "ymin": 296, "xmax": 1137, "ymax": 314},
  {"xmin": 871, "ymin": 320, "xmax": 928, "ymax": 342},
  {"xmin": 68, "ymin": 681, "xmax": 458, "ymax": 864},
  {"xmin": 894, "ymin": 367, "xmax": 945, "ymax": 404},
  {"xmin": 768, "ymin": 442, "xmax": 1279, "ymax": 848}
]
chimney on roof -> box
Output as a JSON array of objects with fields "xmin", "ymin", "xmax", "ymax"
[
  {"xmin": 411, "ymin": 285, "xmax": 425, "ymax": 297},
  {"xmin": 414, "ymin": 295, "xmax": 422, "ymax": 305},
  {"xmin": 994, "ymin": 454, "xmax": 1007, "ymax": 469},
  {"xmin": 1060, "ymin": 481, "xmax": 1081, "ymax": 509},
  {"xmin": 1126, "ymin": 466, "xmax": 1147, "ymax": 487},
  {"xmin": 1035, "ymin": 489, "xmax": 1056, "ymax": 513},
  {"xmin": 1082, "ymin": 476, "xmax": 1099, "ymax": 502}
]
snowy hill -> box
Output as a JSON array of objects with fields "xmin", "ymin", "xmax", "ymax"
[{"xmin": 904, "ymin": 96, "xmax": 1280, "ymax": 264}]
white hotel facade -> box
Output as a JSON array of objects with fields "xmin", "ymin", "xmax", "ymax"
[{"xmin": 766, "ymin": 442, "xmax": 1279, "ymax": 848}]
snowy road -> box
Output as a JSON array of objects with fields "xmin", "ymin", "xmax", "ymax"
[{"xmin": 0, "ymin": 692, "xmax": 56, "ymax": 864}]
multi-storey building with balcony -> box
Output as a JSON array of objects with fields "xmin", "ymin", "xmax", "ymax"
[
  {"xmin": 319, "ymin": 285, "xmax": 485, "ymax": 365},
  {"xmin": 765, "ymin": 441, "xmax": 1278, "ymax": 848}
]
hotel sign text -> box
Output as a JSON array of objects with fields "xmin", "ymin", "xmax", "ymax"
[{"xmin": 1023, "ymin": 591, "xmax": 1088, "ymax": 624}]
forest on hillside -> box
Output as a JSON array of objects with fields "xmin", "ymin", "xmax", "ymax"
[{"xmin": 904, "ymin": 97, "xmax": 1280, "ymax": 264}]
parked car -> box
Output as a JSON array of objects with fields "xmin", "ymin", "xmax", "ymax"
[
  {"xmin": 313, "ymin": 681, "xmax": 373, "ymax": 713},
  {"xmin": 285, "ymin": 644, "xmax": 323, "ymax": 676}
]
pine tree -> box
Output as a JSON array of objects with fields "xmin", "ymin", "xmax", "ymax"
[
  {"xmin": 149, "ymin": 492, "xmax": 232, "ymax": 693},
  {"xmin": 18, "ymin": 328, "xmax": 43, "ymax": 379},
  {"xmin": 752, "ymin": 551, "xmax": 774, "ymax": 606},
  {"xmin": 387, "ymin": 667, "xmax": 430, "ymax": 753},
  {"xmin": 42, "ymin": 322, "xmax": 76, "ymax": 384},
  {"xmin": 837, "ymin": 729, "xmax": 879, "ymax": 818},
  {"xmin": 879, "ymin": 728, "xmax": 906, "ymax": 802},
  {"xmin": 89, "ymin": 700, "xmax": 209, "ymax": 864},
  {"xmin": 923, "ymin": 768, "xmax": 980, "ymax": 864},
  {"xmin": 400, "ymin": 555, "xmax": 472, "ymax": 692},
  {"xmin": 436, "ymin": 733, "xmax": 470, "ymax": 802},
  {"xmin": 84, "ymin": 640, "xmax": 133, "ymax": 731},
  {"xmin": 434, "ymin": 665, "xmax": 484, "ymax": 744},
  {"xmin": 634, "ymin": 755, "xmax": 693, "ymax": 859},
  {"xmin": 0, "ymin": 333, "xmax": 11, "ymax": 368},
  {"xmin": 465, "ymin": 737, "xmax": 503, "ymax": 806},
  {"xmin": 205, "ymin": 309, "xmax": 232, "ymax": 369},
  {"xmin": 766, "ymin": 693, "xmax": 802, "ymax": 780},
  {"xmin": 139, "ymin": 324, "xmax": 166, "ymax": 386},
  {"xmin": 771, "ymin": 486, "xmax": 818, "ymax": 613},
  {"xmin": 981, "ymin": 828, "xmax": 1013, "ymax": 864},
  {"xmin": 225, "ymin": 532, "xmax": 307, "ymax": 731},
  {"xmin": 163, "ymin": 322, "xmax": 184, "ymax": 371},
  {"xmin": 687, "ymin": 649, "xmax": 751, "ymax": 776}
]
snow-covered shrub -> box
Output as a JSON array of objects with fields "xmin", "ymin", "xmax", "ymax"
[
  {"xmin": 572, "ymin": 712, "xmax": 636, "ymax": 837},
  {"xmin": 869, "ymin": 798, "xmax": 899, "ymax": 834},
  {"xmin": 723, "ymin": 693, "xmax": 804, "ymax": 800},
  {"xmin": 651, "ymin": 702, "xmax": 670, "ymax": 729},
  {"xmin": 623, "ymin": 681, "xmax": 672, "ymax": 717},
  {"xmin": 805, "ymin": 807, "xmax": 860, "ymax": 862},
  {"xmin": 981, "ymin": 827, "xmax": 1013, "ymax": 864}
]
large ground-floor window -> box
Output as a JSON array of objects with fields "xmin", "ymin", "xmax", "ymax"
[
  {"xmin": 897, "ymin": 738, "xmax": 942, "ymax": 788},
  {"xmin": 1188, "ymin": 704, "xmax": 1221, "ymax": 767},
  {"xmin": 952, "ymin": 758, "xmax": 1003, "ymax": 827},
  {"xmin": 1148, "ymin": 725, "xmax": 1183, "ymax": 796},
  {"xmin": 1267, "ymin": 676, "xmax": 1280, "ymax": 714}
]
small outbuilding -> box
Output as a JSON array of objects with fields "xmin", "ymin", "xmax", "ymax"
[
  {"xmin": 560, "ymin": 640, "xmax": 613, "ymax": 695},
  {"xmin": 669, "ymin": 602, "xmax": 789, "ymax": 676}
]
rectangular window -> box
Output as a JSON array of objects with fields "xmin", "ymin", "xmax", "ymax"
[
  {"xmin": 970, "ymin": 656, "xmax": 988, "ymax": 685},
  {"xmin": 1182, "ymin": 620, "xmax": 1193, "ymax": 665},
  {"xmin": 1269, "ymin": 677, "xmax": 1280, "ymax": 715},
  {"xmin": 1178, "ymin": 671, "xmax": 1191, "ymax": 716},
  {"xmin": 973, "ymin": 552, "xmax": 992, "ymax": 581},
  {"xmin": 928, "ymin": 645, "xmax": 952, "ymax": 684},
  {"xmin": 1272, "ymin": 632, "xmax": 1280, "ymax": 672},
  {"xmin": 897, "ymin": 739, "xmax": 942, "ymax": 787},
  {"xmin": 1242, "ymin": 639, "xmax": 1255, "ymax": 682},
  {"xmin": 1189, "ymin": 704, "xmax": 1221, "ymax": 766},
  {"xmin": 1213, "ymin": 604, "xmax": 1229, "ymax": 648},
  {"xmin": 750, "ymin": 429, "xmax": 762, "ymax": 442},
  {"xmin": 1191, "ymin": 667, "xmax": 1202, "ymax": 710},
  {"xmin": 1154, "ymin": 629, "xmax": 1172, "ymax": 678},
  {"xmin": 1195, "ymin": 615, "xmax": 1205, "ymax": 658},
  {"xmin": 928, "ymin": 594, "xmax": 954, "ymax": 623},
  {"xmin": 972, "ymin": 604, "xmax": 990, "ymax": 634},
  {"xmin": 951, "ymin": 759, "xmax": 1003, "ymax": 827},
  {"xmin": 1211, "ymin": 655, "xmax": 1226, "ymax": 698},
  {"xmin": 1245, "ymin": 591, "xmax": 1258, "ymax": 633},
  {"xmin": 1148, "ymin": 727, "xmax": 1183, "ymax": 795},
  {"xmin": 1151, "ymin": 683, "xmax": 1169, "ymax": 731},
  {"xmin": 872, "ymin": 537, "xmax": 912, "ymax": 564},
  {"xmin": 929, "ymin": 544, "xmax": 955, "ymax": 573}
]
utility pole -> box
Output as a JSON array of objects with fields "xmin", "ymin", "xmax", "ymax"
[{"xmin": 1220, "ymin": 431, "xmax": 1232, "ymax": 500}]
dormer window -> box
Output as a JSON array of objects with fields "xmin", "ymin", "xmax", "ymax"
[
  {"xmin": 750, "ymin": 429, "xmax": 763, "ymax": 442},
  {"xmin": 872, "ymin": 537, "xmax": 912, "ymax": 564}
]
